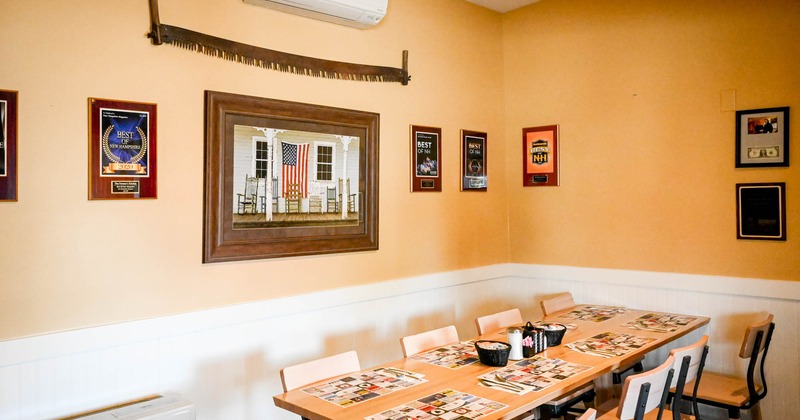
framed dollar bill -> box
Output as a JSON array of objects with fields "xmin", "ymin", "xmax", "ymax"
[
  {"xmin": 522, "ymin": 125, "xmax": 559, "ymax": 187},
  {"xmin": 0, "ymin": 89, "xmax": 18, "ymax": 201},
  {"xmin": 461, "ymin": 129, "xmax": 486, "ymax": 191},
  {"xmin": 410, "ymin": 125, "xmax": 442, "ymax": 192},
  {"xmin": 735, "ymin": 106, "xmax": 789, "ymax": 168},
  {"xmin": 88, "ymin": 98, "xmax": 157, "ymax": 199}
]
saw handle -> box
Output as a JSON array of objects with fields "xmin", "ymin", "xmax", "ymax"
[{"xmin": 147, "ymin": 0, "xmax": 163, "ymax": 45}]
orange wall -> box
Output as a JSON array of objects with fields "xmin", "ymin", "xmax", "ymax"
[
  {"xmin": 0, "ymin": 0, "xmax": 508, "ymax": 340},
  {"xmin": 504, "ymin": 0, "xmax": 799, "ymax": 281}
]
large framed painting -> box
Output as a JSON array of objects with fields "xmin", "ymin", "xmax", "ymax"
[
  {"xmin": 0, "ymin": 89, "xmax": 18, "ymax": 201},
  {"xmin": 88, "ymin": 98, "xmax": 158, "ymax": 199},
  {"xmin": 203, "ymin": 91, "xmax": 379, "ymax": 263}
]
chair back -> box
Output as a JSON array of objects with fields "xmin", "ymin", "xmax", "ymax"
[
  {"xmin": 400, "ymin": 325, "xmax": 459, "ymax": 357},
  {"xmin": 617, "ymin": 355, "xmax": 675, "ymax": 420},
  {"xmin": 668, "ymin": 335, "xmax": 709, "ymax": 420},
  {"xmin": 576, "ymin": 408, "xmax": 597, "ymax": 420},
  {"xmin": 475, "ymin": 308, "xmax": 523, "ymax": 335},
  {"xmin": 280, "ymin": 350, "xmax": 360, "ymax": 392},
  {"xmin": 540, "ymin": 292, "xmax": 576, "ymax": 316},
  {"xmin": 739, "ymin": 313, "xmax": 775, "ymax": 408}
]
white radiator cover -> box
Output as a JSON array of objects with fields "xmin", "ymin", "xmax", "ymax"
[{"xmin": 73, "ymin": 395, "xmax": 195, "ymax": 420}]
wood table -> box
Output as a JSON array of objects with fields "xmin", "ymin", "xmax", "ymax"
[{"xmin": 273, "ymin": 306, "xmax": 709, "ymax": 420}]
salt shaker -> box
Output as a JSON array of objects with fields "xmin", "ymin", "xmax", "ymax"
[{"xmin": 506, "ymin": 327, "xmax": 523, "ymax": 360}]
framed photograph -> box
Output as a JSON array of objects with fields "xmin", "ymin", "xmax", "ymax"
[
  {"xmin": 0, "ymin": 89, "xmax": 18, "ymax": 201},
  {"xmin": 735, "ymin": 106, "xmax": 790, "ymax": 167},
  {"xmin": 737, "ymin": 183, "xmax": 786, "ymax": 241},
  {"xmin": 204, "ymin": 91, "xmax": 379, "ymax": 263},
  {"xmin": 88, "ymin": 98, "xmax": 157, "ymax": 199},
  {"xmin": 410, "ymin": 125, "xmax": 442, "ymax": 192},
  {"xmin": 461, "ymin": 130, "xmax": 487, "ymax": 191},
  {"xmin": 522, "ymin": 125, "xmax": 559, "ymax": 187}
]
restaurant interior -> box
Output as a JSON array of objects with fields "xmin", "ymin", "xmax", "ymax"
[{"xmin": 0, "ymin": 0, "xmax": 797, "ymax": 419}]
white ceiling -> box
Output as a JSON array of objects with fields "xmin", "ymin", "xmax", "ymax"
[{"xmin": 465, "ymin": 0, "xmax": 541, "ymax": 13}]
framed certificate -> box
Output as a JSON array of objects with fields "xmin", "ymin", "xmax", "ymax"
[
  {"xmin": 88, "ymin": 98, "xmax": 157, "ymax": 199},
  {"xmin": 461, "ymin": 130, "xmax": 487, "ymax": 191},
  {"xmin": 735, "ymin": 107, "xmax": 789, "ymax": 167},
  {"xmin": 410, "ymin": 125, "xmax": 442, "ymax": 192},
  {"xmin": 0, "ymin": 89, "xmax": 18, "ymax": 201},
  {"xmin": 522, "ymin": 125, "xmax": 559, "ymax": 187}
]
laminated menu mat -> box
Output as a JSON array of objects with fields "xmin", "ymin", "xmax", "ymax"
[
  {"xmin": 409, "ymin": 340, "xmax": 480, "ymax": 369},
  {"xmin": 302, "ymin": 367, "xmax": 427, "ymax": 407},
  {"xmin": 557, "ymin": 305, "xmax": 628, "ymax": 322},
  {"xmin": 365, "ymin": 388, "xmax": 507, "ymax": 420},
  {"xmin": 622, "ymin": 313, "xmax": 698, "ymax": 333},
  {"xmin": 567, "ymin": 331, "xmax": 656, "ymax": 358},
  {"xmin": 477, "ymin": 356, "xmax": 591, "ymax": 394}
]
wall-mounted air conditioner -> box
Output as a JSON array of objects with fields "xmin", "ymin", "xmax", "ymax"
[{"xmin": 242, "ymin": 0, "xmax": 388, "ymax": 29}]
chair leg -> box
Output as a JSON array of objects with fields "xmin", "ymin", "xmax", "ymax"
[
  {"xmin": 749, "ymin": 403, "xmax": 763, "ymax": 420},
  {"xmin": 727, "ymin": 407, "xmax": 741, "ymax": 419}
]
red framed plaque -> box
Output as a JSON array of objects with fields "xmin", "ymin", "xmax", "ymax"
[
  {"xmin": 88, "ymin": 98, "xmax": 157, "ymax": 199},
  {"xmin": 410, "ymin": 125, "xmax": 442, "ymax": 192},
  {"xmin": 522, "ymin": 125, "xmax": 559, "ymax": 187},
  {"xmin": 0, "ymin": 89, "xmax": 18, "ymax": 201}
]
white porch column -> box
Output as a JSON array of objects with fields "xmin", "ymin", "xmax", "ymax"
[
  {"xmin": 336, "ymin": 136, "xmax": 355, "ymax": 220},
  {"xmin": 254, "ymin": 128, "xmax": 285, "ymax": 221}
]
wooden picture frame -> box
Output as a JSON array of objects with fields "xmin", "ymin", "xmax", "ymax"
[
  {"xmin": 203, "ymin": 91, "xmax": 379, "ymax": 263},
  {"xmin": 461, "ymin": 130, "xmax": 487, "ymax": 191},
  {"xmin": 522, "ymin": 125, "xmax": 559, "ymax": 187},
  {"xmin": 0, "ymin": 89, "xmax": 18, "ymax": 201},
  {"xmin": 88, "ymin": 98, "xmax": 157, "ymax": 199},
  {"xmin": 735, "ymin": 106, "xmax": 790, "ymax": 168},
  {"xmin": 410, "ymin": 125, "xmax": 442, "ymax": 192},
  {"xmin": 736, "ymin": 182, "xmax": 786, "ymax": 241}
]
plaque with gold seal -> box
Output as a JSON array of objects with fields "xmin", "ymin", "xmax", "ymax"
[
  {"xmin": 522, "ymin": 125, "xmax": 559, "ymax": 187},
  {"xmin": 88, "ymin": 98, "xmax": 157, "ymax": 199}
]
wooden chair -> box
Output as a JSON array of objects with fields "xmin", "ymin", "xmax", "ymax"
[
  {"xmin": 682, "ymin": 313, "xmax": 774, "ymax": 420},
  {"xmin": 400, "ymin": 325, "xmax": 459, "ymax": 357},
  {"xmin": 236, "ymin": 175, "xmax": 259, "ymax": 214},
  {"xmin": 475, "ymin": 308, "xmax": 523, "ymax": 335},
  {"xmin": 279, "ymin": 351, "xmax": 361, "ymax": 420},
  {"xmin": 541, "ymin": 293, "xmax": 645, "ymax": 385},
  {"xmin": 662, "ymin": 335, "xmax": 709, "ymax": 420},
  {"xmin": 596, "ymin": 355, "xmax": 676, "ymax": 420},
  {"xmin": 285, "ymin": 183, "xmax": 301, "ymax": 213},
  {"xmin": 326, "ymin": 186, "xmax": 337, "ymax": 212},
  {"xmin": 260, "ymin": 177, "xmax": 278, "ymax": 214},
  {"xmin": 578, "ymin": 408, "xmax": 598, "ymax": 420}
]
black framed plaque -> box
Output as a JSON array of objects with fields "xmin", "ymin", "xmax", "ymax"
[
  {"xmin": 736, "ymin": 183, "xmax": 786, "ymax": 241},
  {"xmin": 735, "ymin": 107, "xmax": 789, "ymax": 168}
]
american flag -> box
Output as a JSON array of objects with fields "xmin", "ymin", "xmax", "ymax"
[{"xmin": 281, "ymin": 142, "xmax": 309, "ymax": 198}]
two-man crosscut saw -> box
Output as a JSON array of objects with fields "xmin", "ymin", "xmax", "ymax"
[{"xmin": 147, "ymin": 0, "xmax": 410, "ymax": 84}]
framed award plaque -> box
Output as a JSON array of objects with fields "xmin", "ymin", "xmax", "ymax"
[
  {"xmin": 461, "ymin": 129, "xmax": 487, "ymax": 191},
  {"xmin": 410, "ymin": 125, "xmax": 442, "ymax": 192},
  {"xmin": 88, "ymin": 98, "xmax": 157, "ymax": 199},
  {"xmin": 737, "ymin": 183, "xmax": 786, "ymax": 241},
  {"xmin": 522, "ymin": 125, "xmax": 559, "ymax": 187},
  {"xmin": 0, "ymin": 89, "xmax": 18, "ymax": 201}
]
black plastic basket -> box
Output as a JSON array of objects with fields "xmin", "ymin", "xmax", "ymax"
[
  {"xmin": 474, "ymin": 340, "xmax": 511, "ymax": 367},
  {"xmin": 542, "ymin": 324, "xmax": 567, "ymax": 346}
]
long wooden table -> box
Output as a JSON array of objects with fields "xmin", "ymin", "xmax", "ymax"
[{"xmin": 273, "ymin": 306, "xmax": 709, "ymax": 420}]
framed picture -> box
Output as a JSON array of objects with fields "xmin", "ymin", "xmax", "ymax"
[
  {"xmin": 0, "ymin": 89, "xmax": 18, "ymax": 201},
  {"xmin": 410, "ymin": 125, "xmax": 442, "ymax": 192},
  {"xmin": 735, "ymin": 106, "xmax": 790, "ymax": 167},
  {"xmin": 88, "ymin": 98, "xmax": 157, "ymax": 199},
  {"xmin": 461, "ymin": 130, "xmax": 487, "ymax": 191},
  {"xmin": 522, "ymin": 125, "xmax": 559, "ymax": 187},
  {"xmin": 203, "ymin": 91, "xmax": 379, "ymax": 263},
  {"xmin": 736, "ymin": 183, "xmax": 786, "ymax": 241}
]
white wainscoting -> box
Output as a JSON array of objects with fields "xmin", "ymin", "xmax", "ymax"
[{"xmin": 0, "ymin": 264, "xmax": 797, "ymax": 419}]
